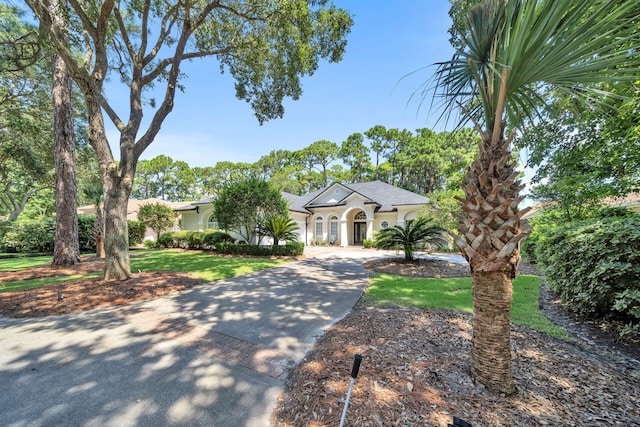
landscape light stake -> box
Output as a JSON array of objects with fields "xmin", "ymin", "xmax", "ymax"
[{"xmin": 339, "ymin": 353, "xmax": 363, "ymax": 427}]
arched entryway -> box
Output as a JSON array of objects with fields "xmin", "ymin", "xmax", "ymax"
[{"xmin": 353, "ymin": 210, "xmax": 367, "ymax": 245}]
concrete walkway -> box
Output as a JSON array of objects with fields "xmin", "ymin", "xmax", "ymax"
[{"xmin": 0, "ymin": 248, "xmax": 389, "ymax": 427}]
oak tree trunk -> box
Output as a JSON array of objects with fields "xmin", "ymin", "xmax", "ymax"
[
  {"xmin": 51, "ymin": 10, "xmax": 80, "ymax": 267},
  {"xmin": 103, "ymin": 173, "xmax": 132, "ymax": 280}
]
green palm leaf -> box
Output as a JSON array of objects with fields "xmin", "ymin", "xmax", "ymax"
[{"xmin": 434, "ymin": 0, "xmax": 640, "ymax": 133}]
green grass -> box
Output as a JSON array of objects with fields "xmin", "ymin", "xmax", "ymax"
[
  {"xmin": 363, "ymin": 273, "xmax": 570, "ymax": 340},
  {"xmin": 129, "ymin": 250, "xmax": 287, "ymax": 282},
  {"xmin": 0, "ymin": 255, "xmax": 53, "ymax": 271},
  {"xmin": 0, "ymin": 273, "xmax": 103, "ymax": 293},
  {"xmin": 0, "ymin": 249, "xmax": 287, "ymax": 293}
]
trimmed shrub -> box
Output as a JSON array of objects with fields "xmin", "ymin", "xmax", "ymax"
[
  {"xmin": 143, "ymin": 239, "xmax": 160, "ymax": 249},
  {"xmin": 214, "ymin": 241, "xmax": 304, "ymax": 256},
  {"xmin": 78, "ymin": 215, "xmax": 97, "ymax": 251},
  {"xmin": 159, "ymin": 230, "xmax": 234, "ymax": 250},
  {"xmin": 128, "ymin": 220, "xmax": 146, "ymax": 246},
  {"xmin": 202, "ymin": 230, "xmax": 234, "ymax": 248},
  {"xmin": 363, "ymin": 239, "xmax": 373, "ymax": 249},
  {"xmin": 536, "ymin": 215, "xmax": 640, "ymax": 331}
]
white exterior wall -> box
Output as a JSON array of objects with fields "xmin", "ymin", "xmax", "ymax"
[{"xmin": 180, "ymin": 211, "xmax": 200, "ymax": 231}]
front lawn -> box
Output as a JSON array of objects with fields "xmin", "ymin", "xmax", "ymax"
[
  {"xmin": 0, "ymin": 249, "xmax": 287, "ymax": 293},
  {"xmin": 362, "ymin": 273, "xmax": 569, "ymax": 340}
]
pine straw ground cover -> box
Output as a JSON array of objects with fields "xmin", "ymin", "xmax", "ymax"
[{"xmin": 272, "ymin": 260, "xmax": 640, "ymax": 426}]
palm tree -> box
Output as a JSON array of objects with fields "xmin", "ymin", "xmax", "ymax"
[
  {"xmin": 83, "ymin": 182, "xmax": 105, "ymax": 258},
  {"xmin": 432, "ymin": 0, "xmax": 639, "ymax": 393},
  {"xmin": 260, "ymin": 213, "xmax": 299, "ymax": 246},
  {"xmin": 374, "ymin": 217, "xmax": 447, "ymax": 261}
]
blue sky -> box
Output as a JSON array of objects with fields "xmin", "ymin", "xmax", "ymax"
[{"xmin": 105, "ymin": 1, "xmax": 457, "ymax": 167}]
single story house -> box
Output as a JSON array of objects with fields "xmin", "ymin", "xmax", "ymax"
[{"xmin": 176, "ymin": 180, "xmax": 430, "ymax": 246}]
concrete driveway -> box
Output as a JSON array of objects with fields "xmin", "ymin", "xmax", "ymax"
[{"xmin": 0, "ymin": 248, "xmax": 388, "ymax": 427}]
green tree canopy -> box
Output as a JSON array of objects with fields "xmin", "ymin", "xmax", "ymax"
[
  {"xmin": 137, "ymin": 202, "xmax": 177, "ymax": 242},
  {"xmin": 214, "ymin": 178, "xmax": 288, "ymax": 244},
  {"xmin": 24, "ymin": 0, "xmax": 353, "ymax": 280}
]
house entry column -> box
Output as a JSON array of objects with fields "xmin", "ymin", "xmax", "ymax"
[{"xmin": 340, "ymin": 220, "xmax": 348, "ymax": 246}]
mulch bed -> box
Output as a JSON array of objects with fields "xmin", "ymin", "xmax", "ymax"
[
  {"xmin": 0, "ymin": 256, "xmax": 201, "ymax": 318},
  {"xmin": 271, "ymin": 257, "xmax": 640, "ymax": 426}
]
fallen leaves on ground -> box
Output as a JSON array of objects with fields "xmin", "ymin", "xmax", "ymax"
[
  {"xmin": 0, "ymin": 256, "xmax": 201, "ymax": 318},
  {"xmin": 272, "ymin": 307, "xmax": 640, "ymax": 426}
]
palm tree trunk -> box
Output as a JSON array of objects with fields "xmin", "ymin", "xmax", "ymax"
[
  {"xmin": 471, "ymin": 270, "xmax": 513, "ymax": 394},
  {"xmin": 452, "ymin": 129, "xmax": 530, "ymax": 394}
]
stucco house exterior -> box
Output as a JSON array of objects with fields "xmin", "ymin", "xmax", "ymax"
[{"xmin": 176, "ymin": 180, "xmax": 430, "ymax": 246}]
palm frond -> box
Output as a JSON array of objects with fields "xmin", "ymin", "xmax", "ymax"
[{"xmin": 432, "ymin": 0, "xmax": 640, "ymax": 133}]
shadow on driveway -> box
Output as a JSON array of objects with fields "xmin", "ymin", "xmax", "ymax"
[{"xmin": 0, "ymin": 253, "xmax": 372, "ymax": 426}]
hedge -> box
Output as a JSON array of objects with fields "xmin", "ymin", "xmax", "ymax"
[
  {"xmin": 128, "ymin": 220, "xmax": 146, "ymax": 246},
  {"xmin": 0, "ymin": 216, "xmax": 147, "ymax": 253},
  {"xmin": 214, "ymin": 242, "xmax": 304, "ymax": 256},
  {"xmin": 535, "ymin": 215, "xmax": 640, "ymax": 334},
  {"xmin": 159, "ymin": 230, "xmax": 234, "ymax": 250}
]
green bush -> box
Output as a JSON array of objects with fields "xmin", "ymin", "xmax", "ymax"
[
  {"xmin": 0, "ymin": 216, "xmax": 147, "ymax": 253},
  {"xmin": 78, "ymin": 215, "xmax": 97, "ymax": 251},
  {"xmin": 159, "ymin": 230, "xmax": 234, "ymax": 250},
  {"xmin": 363, "ymin": 239, "xmax": 373, "ymax": 249},
  {"xmin": 215, "ymin": 241, "xmax": 303, "ymax": 256},
  {"xmin": 143, "ymin": 239, "xmax": 159, "ymax": 249},
  {"xmin": 128, "ymin": 220, "xmax": 146, "ymax": 246},
  {"xmin": 535, "ymin": 215, "xmax": 640, "ymax": 331},
  {"xmin": 1, "ymin": 217, "xmax": 56, "ymax": 253},
  {"xmin": 202, "ymin": 230, "xmax": 234, "ymax": 248}
]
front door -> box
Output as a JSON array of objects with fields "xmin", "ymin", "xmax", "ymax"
[{"xmin": 354, "ymin": 222, "xmax": 366, "ymax": 245}]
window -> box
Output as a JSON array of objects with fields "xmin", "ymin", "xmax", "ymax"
[
  {"xmin": 354, "ymin": 211, "xmax": 366, "ymax": 221},
  {"xmin": 329, "ymin": 215, "xmax": 338, "ymax": 240},
  {"xmin": 315, "ymin": 217, "xmax": 323, "ymax": 239},
  {"xmin": 381, "ymin": 220, "xmax": 389, "ymax": 228},
  {"xmin": 207, "ymin": 213, "xmax": 218, "ymax": 230}
]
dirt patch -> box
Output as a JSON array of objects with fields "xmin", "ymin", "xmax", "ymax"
[
  {"xmin": 0, "ymin": 256, "xmax": 201, "ymax": 318},
  {"xmin": 272, "ymin": 258, "xmax": 640, "ymax": 426}
]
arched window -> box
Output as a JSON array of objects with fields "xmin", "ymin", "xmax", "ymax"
[
  {"xmin": 354, "ymin": 211, "xmax": 366, "ymax": 221},
  {"xmin": 329, "ymin": 215, "xmax": 339, "ymax": 241},
  {"xmin": 207, "ymin": 213, "xmax": 218, "ymax": 230},
  {"xmin": 315, "ymin": 216, "xmax": 323, "ymax": 240}
]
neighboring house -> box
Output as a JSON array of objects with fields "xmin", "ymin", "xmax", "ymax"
[
  {"xmin": 78, "ymin": 197, "xmax": 191, "ymax": 240},
  {"xmin": 176, "ymin": 181, "xmax": 431, "ymax": 246}
]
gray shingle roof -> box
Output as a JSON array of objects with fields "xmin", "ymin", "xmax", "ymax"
[
  {"xmin": 286, "ymin": 180, "xmax": 429, "ymax": 213},
  {"xmin": 345, "ymin": 181, "xmax": 429, "ymax": 212},
  {"xmin": 174, "ymin": 197, "xmax": 215, "ymax": 211},
  {"xmin": 178, "ymin": 182, "xmax": 429, "ymax": 214}
]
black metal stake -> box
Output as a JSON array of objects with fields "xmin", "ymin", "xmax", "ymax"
[
  {"xmin": 57, "ymin": 291, "xmax": 63, "ymax": 301},
  {"xmin": 339, "ymin": 353, "xmax": 363, "ymax": 427}
]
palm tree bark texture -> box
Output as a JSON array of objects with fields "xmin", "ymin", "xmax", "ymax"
[{"xmin": 453, "ymin": 125, "xmax": 529, "ymax": 395}]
